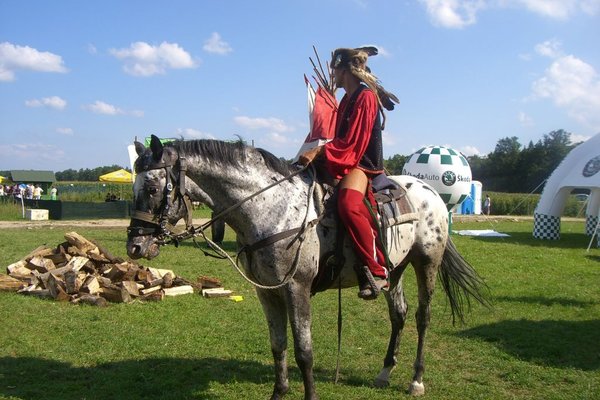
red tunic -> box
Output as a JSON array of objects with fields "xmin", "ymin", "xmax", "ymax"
[{"xmin": 324, "ymin": 87, "xmax": 379, "ymax": 179}]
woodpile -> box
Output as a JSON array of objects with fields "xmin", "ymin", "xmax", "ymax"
[{"xmin": 1, "ymin": 231, "xmax": 227, "ymax": 306}]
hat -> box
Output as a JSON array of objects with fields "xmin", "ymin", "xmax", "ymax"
[{"xmin": 330, "ymin": 46, "xmax": 399, "ymax": 111}]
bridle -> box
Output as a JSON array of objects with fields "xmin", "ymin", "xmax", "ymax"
[{"xmin": 127, "ymin": 153, "xmax": 194, "ymax": 245}]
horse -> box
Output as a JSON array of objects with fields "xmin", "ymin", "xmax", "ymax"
[{"xmin": 126, "ymin": 135, "xmax": 489, "ymax": 399}]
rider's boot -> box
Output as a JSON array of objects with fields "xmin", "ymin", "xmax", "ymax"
[{"xmin": 355, "ymin": 264, "xmax": 389, "ymax": 300}]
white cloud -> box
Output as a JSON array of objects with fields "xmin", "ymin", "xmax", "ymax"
[
  {"xmin": 234, "ymin": 116, "xmax": 293, "ymax": 133},
  {"xmin": 110, "ymin": 41, "xmax": 197, "ymax": 76},
  {"xmin": 0, "ymin": 142, "xmax": 66, "ymax": 163},
  {"xmin": 569, "ymin": 133, "xmax": 591, "ymax": 143},
  {"xmin": 25, "ymin": 96, "xmax": 67, "ymax": 110},
  {"xmin": 460, "ymin": 145, "xmax": 481, "ymax": 156},
  {"xmin": 0, "ymin": 42, "xmax": 67, "ymax": 82},
  {"xmin": 418, "ymin": 0, "xmax": 485, "ymax": 28},
  {"xmin": 175, "ymin": 128, "xmax": 215, "ymax": 140},
  {"xmin": 83, "ymin": 100, "xmax": 143, "ymax": 117},
  {"xmin": 534, "ymin": 39, "xmax": 563, "ymax": 58},
  {"xmin": 532, "ymin": 54, "xmax": 600, "ymax": 130},
  {"xmin": 56, "ymin": 127, "xmax": 74, "ymax": 135},
  {"xmin": 419, "ymin": 0, "xmax": 599, "ymax": 29},
  {"xmin": 203, "ymin": 32, "xmax": 233, "ymax": 55},
  {"xmin": 518, "ymin": 111, "xmax": 534, "ymax": 126}
]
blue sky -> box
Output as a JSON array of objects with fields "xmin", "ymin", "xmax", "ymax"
[{"xmin": 1, "ymin": 0, "xmax": 599, "ymax": 171}]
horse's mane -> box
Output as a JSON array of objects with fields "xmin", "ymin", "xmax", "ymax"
[{"xmin": 169, "ymin": 139, "xmax": 297, "ymax": 177}]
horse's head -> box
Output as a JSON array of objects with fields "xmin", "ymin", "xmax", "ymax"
[{"xmin": 126, "ymin": 135, "xmax": 193, "ymax": 259}]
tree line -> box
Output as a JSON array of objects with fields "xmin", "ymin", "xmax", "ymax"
[{"xmin": 383, "ymin": 129, "xmax": 578, "ymax": 194}]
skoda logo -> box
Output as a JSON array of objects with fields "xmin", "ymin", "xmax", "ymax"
[
  {"xmin": 582, "ymin": 155, "xmax": 600, "ymax": 177},
  {"xmin": 442, "ymin": 171, "xmax": 456, "ymax": 186}
]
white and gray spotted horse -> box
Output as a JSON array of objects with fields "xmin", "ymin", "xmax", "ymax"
[{"xmin": 126, "ymin": 135, "xmax": 489, "ymax": 399}]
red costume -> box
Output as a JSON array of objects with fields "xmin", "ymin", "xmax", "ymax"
[{"xmin": 324, "ymin": 86, "xmax": 388, "ymax": 280}]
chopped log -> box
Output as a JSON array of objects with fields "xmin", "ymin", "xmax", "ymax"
[
  {"xmin": 103, "ymin": 263, "xmax": 129, "ymax": 282},
  {"xmin": 202, "ymin": 288, "xmax": 233, "ymax": 298},
  {"xmin": 142, "ymin": 290, "xmax": 165, "ymax": 301},
  {"xmin": 23, "ymin": 245, "xmax": 54, "ymax": 261},
  {"xmin": 64, "ymin": 270, "xmax": 83, "ymax": 294},
  {"xmin": 72, "ymin": 294, "xmax": 108, "ymax": 307},
  {"xmin": 147, "ymin": 267, "xmax": 175, "ymax": 279},
  {"xmin": 121, "ymin": 263, "xmax": 139, "ymax": 281},
  {"xmin": 87, "ymin": 252, "xmax": 111, "ymax": 264},
  {"xmin": 198, "ymin": 276, "xmax": 222, "ymax": 289},
  {"xmin": 65, "ymin": 256, "xmax": 91, "ymax": 272},
  {"xmin": 163, "ymin": 285, "xmax": 194, "ymax": 297},
  {"xmin": 27, "ymin": 256, "xmax": 56, "ymax": 273},
  {"xmin": 81, "ymin": 275, "xmax": 100, "ymax": 295},
  {"xmin": 7, "ymin": 260, "xmax": 29, "ymax": 275},
  {"xmin": 174, "ymin": 276, "xmax": 202, "ymax": 290},
  {"xmin": 121, "ymin": 280, "xmax": 140, "ymax": 297},
  {"xmin": 91, "ymin": 239, "xmax": 123, "ymax": 263},
  {"xmin": 47, "ymin": 274, "xmax": 70, "ymax": 301},
  {"xmin": 140, "ymin": 286, "xmax": 162, "ymax": 295},
  {"xmin": 162, "ymin": 272, "xmax": 174, "ymax": 288},
  {"xmin": 0, "ymin": 274, "xmax": 27, "ymax": 291},
  {"xmin": 19, "ymin": 288, "xmax": 53, "ymax": 299},
  {"xmin": 99, "ymin": 286, "xmax": 132, "ymax": 303},
  {"xmin": 64, "ymin": 232, "xmax": 100, "ymax": 255},
  {"xmin": 45, "ymin": 252, "xmax": 71, "ymax": 266}
]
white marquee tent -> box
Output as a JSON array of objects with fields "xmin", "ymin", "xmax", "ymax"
[{"xmin": 533, "ymin": 133, "xmax": 600, "ymax": 243}]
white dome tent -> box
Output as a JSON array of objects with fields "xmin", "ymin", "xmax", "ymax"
[{"xmin": 533, "ymin": 133, "xmax": 600, "ymax": 242}]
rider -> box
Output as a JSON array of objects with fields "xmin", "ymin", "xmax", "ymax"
[{"xmin": 299, "ymin": 46, "xmax": 398, "ymax": 300}]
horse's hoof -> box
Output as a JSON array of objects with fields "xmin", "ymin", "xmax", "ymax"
[
  {"xmin": 374, "ymin": 366, "xmax": 394, "ymax": 388},
  {"xmin": 373, "ymin": 377, "xmax": 389, "ymax": 388},
  {"xmin": 408, "ymin": 380, "xmax": 425, "ymax": 396}
]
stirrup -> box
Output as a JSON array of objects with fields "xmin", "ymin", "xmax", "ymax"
[{"xmin": 356, "ymin": 265, "xmax": 388, "ymax": 300}]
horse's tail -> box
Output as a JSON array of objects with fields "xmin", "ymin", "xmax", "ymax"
[{"xmin": 439, "ymin": 238, "xmax": 491, "ymax": 325}]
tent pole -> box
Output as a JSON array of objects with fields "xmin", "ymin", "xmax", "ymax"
[{"xmin": 587, "ymin": 207, "xmax": 600, "ymax": 252}]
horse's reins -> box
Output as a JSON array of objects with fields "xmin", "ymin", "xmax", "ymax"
[{"xmin": 131, "ymin": 151, "xmax": 321, "ymax": 290}]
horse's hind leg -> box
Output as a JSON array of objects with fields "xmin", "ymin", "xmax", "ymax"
[
  {"xmin": 256, "ymin": 288, "xmax": 290, "ymax": 400},
  {"xmin": 375, "ymin": 265, "xmax": 409, "ymax": 388},
  {"xmin": 409, "ymin": 257, "xmax": 438, "ymax": 396}
]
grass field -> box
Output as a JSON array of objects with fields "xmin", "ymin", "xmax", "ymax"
[{"xmin": 0, "ymin": 218, "xmax": 599, "ymax": 399}]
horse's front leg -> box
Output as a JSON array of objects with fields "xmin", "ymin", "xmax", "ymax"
[
  {"xmin": 285, "ymin": 280, "xmax": 317, "ymax": 400},
  {"xmin": 256, "ymin": 288, "xmax": 290, "ymax": 399},
  {"xmin": 375, "ymin": 266, "xmax": 409, "ymax": 388}
]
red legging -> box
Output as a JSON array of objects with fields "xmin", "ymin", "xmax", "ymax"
[{"xmin": 337, "ymin": 188, "xmax": 387, "ymax": 279}]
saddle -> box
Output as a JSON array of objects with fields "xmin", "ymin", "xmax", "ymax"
[{"xmin": 310, "ymin": 174, "xmax": 418, "ymax": 295}]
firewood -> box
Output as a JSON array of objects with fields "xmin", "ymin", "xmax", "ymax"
[
  {"xmin": 120, "ymin": 280, "xmax": 140, "ymax": 297},
  {"xmin": 23, "ymin": 245, "xmax": 54, "ymax": 261},
  {"xmin": 202, "ymin": 288, "xmax": 233, "ymax": 298},
  {"xmin": 162, "ymin": 272, "xmax": 174, "ymax": 288},
  {"xmin": 81, "ymin": 275, "xmax": 100, "ymax": 295},
  {"xmin": 45, "ymin": 252, "xmax": 71, "ymax": 266},
  {"xmin": 121, "ymin": 263, "xmax": 139, "ymax": 281},
  {"xmin": 0, "ymin": 274, "xmax": 27, "ymax": 291},
  {"xmin": 147, "ymin": 267, "xmax": 175, "ymax": 279},
  {"xmin": 198, "ymin": 275, "xmax": 222, "ymax": 289},
  {"xmin": 140, "ymin": 286, "xmax": 161, "ymax": 295},
  {"xmin": 163, "ymin": 285, "xmax": 194, "ymax": 297},
  {"xmin": 64, "ymin": 232, "xmax": 100, "ymax": 255},
  {"xmin": 19, "ymin": 288, "xmax": 52, "ymax": 299},
  {"xmin": 103, "ymin": 263, "xmax": 129, "ymax": 282},
  {"xmin": 47, "ymin": 274, "xmax": 70, "ymax": 301},
  {"xmin": 72, "ymin": 294, "xmax": 108, "ymax": 307},
  {"xmin": 64, "ymin": 270, "xmax": 83, "ymax": 294},
  {"xmin": 7, "ymin": 260, "xmax": 29, "ymax": 275},
  {"xmin": 65, "ymin": 256, "xmax": 91, "ymax": 273},
  {"xmin": 99, "ymin": 285, "xmax": 132, "ymax": 303},
  {"xmin": 91, "ymin": 239, "xmax": 123, "ymax": 263},
  {"xmin": 142, "ymin": 290, "xmax": 165, "ymax": 301},
  {"xmin": 27, "ymin": 256, "xmax": 56, "ymax": 273}
]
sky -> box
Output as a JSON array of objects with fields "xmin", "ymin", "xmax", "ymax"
[{"xmin": 1, "ymin": 0, "xmax": 599, "ymax": 172}]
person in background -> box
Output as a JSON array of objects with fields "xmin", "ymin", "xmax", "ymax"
[
  {"xmin": 50, "ymin": 186, "xmax": 58, "ymax": 200},
  {"xmin": 33, "ymin": 184, "xmax": 43, "ymax": 200},
  {"xmin": 483, "ymin": 194, "xmax": 491, "ymax": 215}
]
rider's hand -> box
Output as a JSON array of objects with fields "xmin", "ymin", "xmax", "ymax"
[{"xmin": 298, "ymin": 146, "xmax": 324, "ymax": 166}]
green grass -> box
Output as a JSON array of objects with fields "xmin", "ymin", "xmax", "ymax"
[{"xmin": 0, "ymin": 219, "xmax": 599, "ymax": 399}]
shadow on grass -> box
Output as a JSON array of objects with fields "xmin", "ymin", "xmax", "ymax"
[
  {"xmin": 459, "ymin": 319, "xmax": 600, "ymax": 371},
  {"xmin": 494, "ymin": 295, "xmax": 597, "ymax": 308},
  {"xmin": 0, "ymin": 356, "xmax": 273, "ymax": 400},
  {"xmin": 466, "ymin": 231, "xmax": 595, "ymax": 250},
  {"xmin": 0, "ymin": 356, "xmax": 367, "ymax": 400}
]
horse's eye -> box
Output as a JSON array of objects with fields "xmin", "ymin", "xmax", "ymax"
[{"xmin": 148, "ymin": 187, "xmax": 159, "ymax": 195}]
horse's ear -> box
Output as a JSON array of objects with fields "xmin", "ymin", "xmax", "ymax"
[
  {"xmin": 150, "ymin": 134, "xmax": 163, "ymax": 161},
  {"xmin": 134, "ymin": 140, "xmax": 146, "ymax": 156}
]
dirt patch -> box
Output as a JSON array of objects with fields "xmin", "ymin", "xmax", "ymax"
[{"xmin": 0, "ymin": 218, "xmax": 209, "ymax": 229}]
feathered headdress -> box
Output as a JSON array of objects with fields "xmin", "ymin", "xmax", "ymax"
[{"xmin": 331, "ymin": 46, "xmax": 399, "ymax": 112}]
